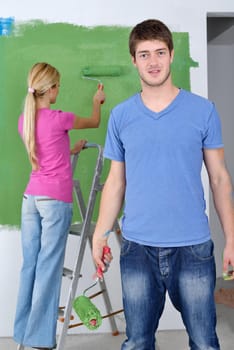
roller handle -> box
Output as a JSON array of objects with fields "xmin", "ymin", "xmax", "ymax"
[
  {"xmin": 96, "ymin": 246, "xmax": 111, "ymax": 279},
  {"xmin": 98, "ymin": 83, "xmax": 105, "ymax": 104}
]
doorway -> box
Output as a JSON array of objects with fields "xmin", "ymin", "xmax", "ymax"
[{"xmin": 207, "ymin": 15, "xmax": 234, "ymax": 277}]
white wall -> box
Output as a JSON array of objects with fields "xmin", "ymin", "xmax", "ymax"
[
  {"xmin": 207, "ymin": 23, "xmax": 234, "ymax": 276},
  {"xmin": 1, "ymin": 0, "xmax": 234, "ymax": 338}
]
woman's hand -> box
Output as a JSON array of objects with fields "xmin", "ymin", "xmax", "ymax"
[
  {"xmin": 70, "ymin": 139, "xmax": 87, "ymax": 155},
  {"xmin": 93, "ymin": 84, "xmax": 105, "ymax": 105}
]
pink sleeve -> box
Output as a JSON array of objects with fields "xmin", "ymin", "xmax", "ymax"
[{"xmin": 57, "ymin": 111, "xmax": 76, "ymax": 131}]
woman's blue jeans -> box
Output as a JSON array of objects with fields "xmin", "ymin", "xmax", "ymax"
[
  {"xmin": 120, "ymin": 237, "xmax": 220, "ymax": 350},
  {"xmin": 14, "ymin": 195, "xmax": 72, "ymax": 348}
]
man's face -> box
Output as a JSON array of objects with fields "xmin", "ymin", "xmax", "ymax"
[{"xmin": 132, "ymin": 39, "xmax": 174, "ymax": 88}]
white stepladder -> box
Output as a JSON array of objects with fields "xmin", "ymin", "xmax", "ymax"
[{"xmin": 57, "ymin": 143, "xmax": 122, "ymax": 350}]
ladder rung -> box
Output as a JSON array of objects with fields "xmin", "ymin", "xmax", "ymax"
[
  {"xmin": 62, "ymin": 267, "xmax": 73, "ymax": 279},
  {"xmin": 69, "ymin": 222, "xmax": 96, "ymax": 236},
  {"xmin": 58, "ymin": 308, "xmax": 65, "ymax": 317},
  {"xmin": 63, "ymin": 267, "xmax": 82, "ymax": 279},
  {"xmin": 58, "ymin": 307, "xmax": 75, "ymax": 322},
  {"xmin": 69, "ymin": 223, "xmax": 82, "ymax": 236},
  {"xmin": 95, "ymin": 183, "xmax": 104, "ymax": 191}
]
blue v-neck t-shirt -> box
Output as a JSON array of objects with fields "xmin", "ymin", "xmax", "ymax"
[{"xmin": 104, "ymin": 89, "xmax": 223, "ymax": 247}]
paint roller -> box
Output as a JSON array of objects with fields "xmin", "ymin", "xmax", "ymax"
[
  {"xmin": 72, "ymin": 246, "xmax": 111, "ymax": 330},
  {"xmin": 73, "ymin": 296, "xmax": 102, "ymax": 330},
  {"xmin": 82, "ymin": 65, "xmax": 123, "ymax": 79},
  {"xmin": 82, "ymin": 74, "xmax": 105, "ymax": 104},
  {"xmin": 223, "ymin": 270, "xmax": 234, "ymax": 281},
  {"xmin": 222, "ymin": 252, "xmax": 234, "ymax": 281},
  {"xmin": 82, "ymin": 65, "xmax": 123, "ymax": 91}
]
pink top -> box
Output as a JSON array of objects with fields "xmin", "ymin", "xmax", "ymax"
[{"xmin": 18, "ymin": 108, "xmax": 76, "ymax": 203}]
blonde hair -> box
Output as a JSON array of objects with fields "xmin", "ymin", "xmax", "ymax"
[{"xmin": 23, "ymin": 62, "xmax": 60, "ymax": 170}]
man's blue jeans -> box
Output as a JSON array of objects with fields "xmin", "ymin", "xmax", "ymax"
[
  {"xmin": 14, "ymin": 195, "xmax": 72, "ymax": 348},
  {"xmin": 120, "ymin": 237, "xmax": 220, "ymax": 350}
]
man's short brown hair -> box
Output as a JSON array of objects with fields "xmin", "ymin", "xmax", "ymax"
[{"xmin": 129, "ymin": 19, "xmax": 174, "ymax": 58}]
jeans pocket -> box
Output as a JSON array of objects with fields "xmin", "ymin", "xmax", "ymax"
[
  {"xmin": 188, "ymin": 239, "xmax": 214, "ymax": 261},
  {"xmin": 120, "ymin": 236, "xmax": 133, "ymax": 256}
]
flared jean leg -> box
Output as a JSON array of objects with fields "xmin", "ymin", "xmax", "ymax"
[{"xmin": 14, "ymin": 195, "xmax": 72, "ymax": 348}]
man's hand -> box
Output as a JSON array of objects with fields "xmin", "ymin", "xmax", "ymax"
[{"xmin": 93, "ymin": 239, "xmax": 113, "ymax": 278}]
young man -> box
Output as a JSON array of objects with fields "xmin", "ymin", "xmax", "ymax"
[{"xmin": 92, "ymin": 19, "xmax": 234, "ymax": 349}]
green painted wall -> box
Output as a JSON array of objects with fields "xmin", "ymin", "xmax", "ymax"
[{"xmin": 0, "ymin": 21, "xmax": 198, "ymax": 226}]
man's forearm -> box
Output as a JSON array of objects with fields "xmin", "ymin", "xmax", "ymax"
[
  {"xmin": 93, "ymin": 178, "xmax": 125, "ymax": 242},
  {"xmin": 211, "ymin": 176, "xmax": 234, "ymax": 244}
]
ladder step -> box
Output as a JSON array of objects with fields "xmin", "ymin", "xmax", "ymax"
[
  {"xmin": 62, "ymin": 267, "xmax": 82, "ymax": 279},
  {"xmin": 63, "ymin": 267, "xmax": 73, "ymax": 279},
  {"xmin": 95, "ymin": 183, "xmax": 104, "ymax": 191},
  {"xmin": 58, "ymin": 307, "xmax": 75, "ymax": 322},
  {"xmin": 69, "ymin": 222, "xmax": 96, "ymax": 236},
  {"xmin": 69, "ymin": 223, "xmax": 82, "ymax": 236}
]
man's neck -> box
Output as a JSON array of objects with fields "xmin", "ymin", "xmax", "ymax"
[{"xmin": 141, "ymin": 83, "xmax": 179, "ymax": 113}]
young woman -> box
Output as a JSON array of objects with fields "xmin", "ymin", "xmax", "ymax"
[{"xmin": 14, "ymin": 62, "xmax": 105, "ymax": 350}]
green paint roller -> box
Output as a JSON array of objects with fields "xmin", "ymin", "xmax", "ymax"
[
  {"xmin": 82, "ymin": 65, "xmax": 122, "ymax": 104},
  {"xmin": 222, "ymin": 252, "xmax": 234, "ymax": 281},
  {"xmin": 223, "ymin": 265, "xmax": 234, "ymax": 281},
  {"xmin": 72, "ymin": 246, "xmax": 111, "ymax": 330},
  {"xmin": 223, "ymin": 270, "xmax": 234, "ymax": 281},
  {"xmin": 82, "ymin": 65, "xmax": 123, "ymax": 78},
  {"xmin": 73, "ymin": 295, "xmax": 102, "ymax": 330}
]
